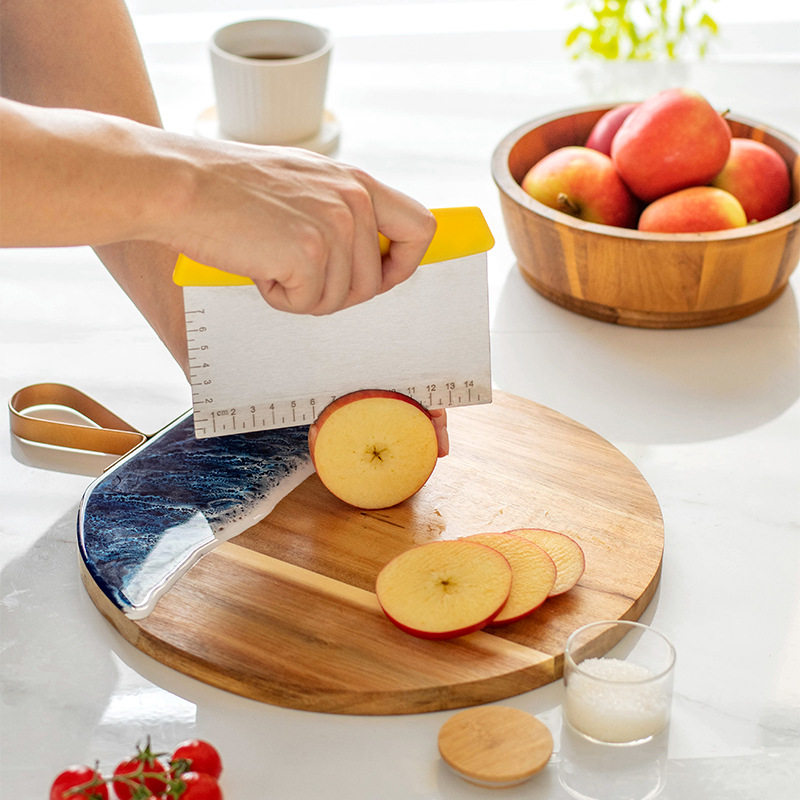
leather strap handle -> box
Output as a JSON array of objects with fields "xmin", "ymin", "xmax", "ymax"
[{"xmin": 9, "ymin": 383, "xmax": 147, "ymax": 456}]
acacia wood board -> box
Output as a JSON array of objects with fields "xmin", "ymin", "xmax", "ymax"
[{"xmin": 82, "ymin": 392, "xmax": 664, "ymax": 715}]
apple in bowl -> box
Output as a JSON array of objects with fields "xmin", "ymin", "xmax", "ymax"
[
  {"xmin": 308, "ymin": 389, "xmax": 439, "ymax": 509},
  {"xmin": 520, "ymin": 145, "xmax": 639, "ymax": 228}
]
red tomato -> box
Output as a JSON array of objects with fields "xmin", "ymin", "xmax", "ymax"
[
  {"xmin": 50, "ymin": 765, "xmax": 109, "ymax": 800},
  {"xmin": 178, "ymin": 772, "xmax": 223, "ymax": 800},
  {"xmin": 171, "ymin": 740, "xmax": 223, "ymax": 780},
  {"xmin": 112, "ymin": 753, "xmax": 169, "ymax": 800}
]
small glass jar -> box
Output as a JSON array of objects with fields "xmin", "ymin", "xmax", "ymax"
[{"xmin": 563, "ymin": 620, "xmax": 676, "ymax": 746}]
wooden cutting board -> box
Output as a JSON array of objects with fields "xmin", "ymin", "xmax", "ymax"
[{"xmin": 81, "ymin": 392, "xmax": 663, "ymax": 715}]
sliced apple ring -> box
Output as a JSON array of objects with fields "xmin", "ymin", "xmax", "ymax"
[
  {"xmin": 375, "ymin": 540, "xmax": 512, "ymax": 639},
  {"xmin": 508, "ymin": 528, "xmax": 585, "ymax": 596},
  {"xmin": 463, "ymin": 533, "xmax": 556, "ymax": 624},
  {"xmin": 309, "ymin": 389, "xmax": 438, "ymax": 509}
]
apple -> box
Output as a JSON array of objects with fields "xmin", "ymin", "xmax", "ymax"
[
  {"xmin": 309, "ymin": 389, "xmax": 438, "ymax": 509},
  {"xmin": 462, "ymin": 533, "xmax": 556, "ymax": 624},
  {"xmin": 611, "ymin": 87, "xmax": 731, "ymax": 202},
  {"xmin": 507, "ymin": 528, "xmax": 585, "ymax": 596},
  {"xmin": 375, "ymin": 540, "xmax": 512, "ymax": 639},
  {"xmin": 711, "ymin": 137, "xmax": 792, "ymax": 222},
  {"xmin": 521, "ymin": 146, "xmax": 639, "ymax": 228},
  {"xmin": 585, "ymin": 102, "xmax": 639, "ymax": 156},
  {"xmin": 638, "ymin": 186, "xmax": 747, "ymax": 233}
]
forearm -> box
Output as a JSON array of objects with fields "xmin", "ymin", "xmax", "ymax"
[
  {"xmin": 0, "ymin": 99, "xmax": 183, "ymax": 247},
  {"xmin": 1, "ymin": 0, "xmax": 190, "ymax": 371},
  {"xmin": 1, "ymin": 1, "xmax": 436, "ymax": 368}
]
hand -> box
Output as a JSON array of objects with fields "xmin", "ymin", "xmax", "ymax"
[{"xmin": 160, "ymin": 139, "xmax": 437, "ymax": 315}]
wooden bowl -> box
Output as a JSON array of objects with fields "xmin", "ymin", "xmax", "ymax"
[{"xmin": 492, "ymin": 106, "xmax": 800, "ymax": 327}]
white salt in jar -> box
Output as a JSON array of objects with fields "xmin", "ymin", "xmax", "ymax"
[{"xmin": 563, "ymin": 620, "xmax": 676, "ymax": 745}]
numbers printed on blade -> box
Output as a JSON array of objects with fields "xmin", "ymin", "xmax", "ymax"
[
  {"xmin": 183, "ymin": 276, "xmax": 493, "ymax": 439},
  {"xmin": 187, "ymin": 380, "xmax": 491, "ymax": 438}
]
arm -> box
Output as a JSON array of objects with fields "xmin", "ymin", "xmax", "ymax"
[
  {"xmin": 0, "ymin": 0, "xmax": 189, "ymax": 368},
  {"xmin": 0, "ymin": 0, "xmax": 436, "ymax": 370}
]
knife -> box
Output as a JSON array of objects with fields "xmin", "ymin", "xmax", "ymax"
[{"xmin": 173, "ymin": 206, "xmax": 494, "ymax": 439}]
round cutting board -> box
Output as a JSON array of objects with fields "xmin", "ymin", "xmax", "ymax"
[{"xmin": 81, "ymin": 392, "xmax": 663, "ymax": 714}]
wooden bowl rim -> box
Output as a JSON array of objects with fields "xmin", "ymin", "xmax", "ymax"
[{"xmin": 491, "ymin": 104, "xmax": 800, "ymax": 241}]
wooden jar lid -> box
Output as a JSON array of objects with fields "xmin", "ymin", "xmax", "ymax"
[{"xmin": 438, "ymin": 705, "xmax": 553, "ymax": 788}]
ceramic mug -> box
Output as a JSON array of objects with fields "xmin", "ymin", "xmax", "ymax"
[{"xmin": 210, "ymin": 19, "xmax": 331, "ymax": 145}]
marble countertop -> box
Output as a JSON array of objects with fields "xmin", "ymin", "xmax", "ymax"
[{"xmin": 2, "ymin": 2, "xmax": 799, "ymax": 797}]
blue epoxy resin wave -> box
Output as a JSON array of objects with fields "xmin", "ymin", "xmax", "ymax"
[{"xmin": 78, "ymin": 412, "xmax": 314, "ymax": 618}]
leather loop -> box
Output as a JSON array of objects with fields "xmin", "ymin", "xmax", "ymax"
[{"xmin": 9, "ymin": 383, "xmax": 147, "ymax": 456}]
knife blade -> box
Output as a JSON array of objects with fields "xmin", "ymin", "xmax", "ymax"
[{"xmin": 173, "ymin": 206, "xmax": 494, "ymax": 438}]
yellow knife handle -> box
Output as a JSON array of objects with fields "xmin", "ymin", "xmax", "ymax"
[{"xmin": 172, "ymin": 206, "xmax": 494, "ymax": 287}]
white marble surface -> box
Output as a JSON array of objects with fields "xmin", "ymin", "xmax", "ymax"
[{"xmin": 1, "ymin": 2, "xmax": 799, "ymax": 797}]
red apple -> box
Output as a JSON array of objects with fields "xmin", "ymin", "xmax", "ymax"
[
  {"xmin": 309, "ymin": 389, "xmax": 438, "ymax": 509},
  {"xmin": 611, "ymin": 88, "xmax": 731, "ymax": 202},
  {"xmin": 711, "ymin": 137, "xmax": 792, "ymax": 222},
  {"xmin": 375, "ymin": 540, "xmax": 512, "ymax": 639},
  {"xmin": 463, "ymin": 533, "xmax": 556, "ymax": 624},
  {"xmin": 585, "ymin": 102, "xmax": 639, "ymax": 155},
  {"xmin": 521, "ymin": 146, "xmax": 639, "ymax": 228},
  {"xmin": 638, "ymin": 186, "xmax": 747, "ymax": 233}
]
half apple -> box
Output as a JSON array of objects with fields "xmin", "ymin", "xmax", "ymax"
[{"xmin": 309, "ymin": 389, "xmax": 438, "ymax": 509}]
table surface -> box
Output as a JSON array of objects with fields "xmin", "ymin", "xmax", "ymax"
[{"xmin": 2, "ymin": 1, "xmax": 799, "ymax": 797}]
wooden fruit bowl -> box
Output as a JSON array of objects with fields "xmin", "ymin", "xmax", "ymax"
[{"xmin": 491, "ymin": 106, "xmax": 800, "ymax": 328}]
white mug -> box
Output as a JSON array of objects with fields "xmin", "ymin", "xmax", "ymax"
[{"xmin": 210, "ymin": 19, "xmax": 331, "ymax": 145}]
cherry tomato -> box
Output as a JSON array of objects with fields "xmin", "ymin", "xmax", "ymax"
[
  {"xmin": 170, "ymin": 740, "xmax": 223, "ymax": 780},
  {"xmin": 50, "ymin": 765, "xmax": 109, "ymax": 800},
  {"xmin": 177, "ymin": 772, "xmax": 223, "ymax": 800},
  {"xmin": 112, "ymin": 741, "xmax": 169, "ymax": 800}
]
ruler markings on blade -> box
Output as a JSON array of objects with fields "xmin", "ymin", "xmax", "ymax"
[
  {"xmin": 181, "ymin": 251, "xmax": 492, "ymax": 439},
  {"xmin": 186, "ymin": 348, "xmax": 490, "ymax": 438}
]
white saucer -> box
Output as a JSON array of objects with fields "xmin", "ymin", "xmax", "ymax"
[{"xmin": 194, "ymin": 107, "xmax": 341, "ymax": 155}]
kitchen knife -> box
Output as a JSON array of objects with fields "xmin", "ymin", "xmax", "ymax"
[{"xmin": 173, "ymin": 206, "xmax": 494, "ymax": 439}]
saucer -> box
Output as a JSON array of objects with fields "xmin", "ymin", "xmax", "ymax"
[{"xmin": 194, "ymin": 107, "xmax": 341, "ymax": 155}]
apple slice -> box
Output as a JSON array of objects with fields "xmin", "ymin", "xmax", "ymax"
[
  {"xmin": 375, "ymin": 540, "xmax": 512, "ymax": 639},
  {"xmin": 309, "ymin": 389, "xmax": 438, "ymax": 509},
  {"xmin": 509, "ymin": 528, "xmax": 585, "ymax": 596},
  {"xmin": 463, "ymin": 533, "xmax": 556, "ymax": 625}
]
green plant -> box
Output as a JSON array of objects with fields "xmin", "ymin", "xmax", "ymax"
[{"xmin": 565, "ymin": 0, "xmax": 719, "ymax": 61}]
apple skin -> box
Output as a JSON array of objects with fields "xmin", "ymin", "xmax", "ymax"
[
  {"xmin": 521, "ymin": 146, "xmax": 639, "ymax": 228},
  {"xmin": 585, "ymin": 102, "xmax": 639, "ymax": 156},
  {"xmin": 711, "ymin": 137, "xmax": 792, "ymax": 222},
  {"xmin": 309, "ymin": 389, "xmax": 438, "ymax": 510},
  {"xmin": 638, "ymin": 186, "xmax": 747, "ymax": 233},
  {"xmin": 611, "ymin": 88, "xmax": 731, "ymax": 202}
]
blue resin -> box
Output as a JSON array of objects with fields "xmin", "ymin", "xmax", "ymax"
[{"xmin": 78, "ymin": 412, "xmax": 313, "ymax": 618}]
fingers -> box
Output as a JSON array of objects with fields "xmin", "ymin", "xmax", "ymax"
[
  {"xmin": 185, "ymin": 145, "xmax": 434, "ymax": 317},
  {"xmin": 429, "ymin": 408, "xmax": 449, "ymax": 458},
  {"xmin": 370, "ymin": 185, "xmax": 436, "ymax": 293}
]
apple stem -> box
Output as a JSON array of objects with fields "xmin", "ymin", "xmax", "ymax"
[{"xmin": 556, "ymin": 192, "xmax": 581, "ymax": 217}]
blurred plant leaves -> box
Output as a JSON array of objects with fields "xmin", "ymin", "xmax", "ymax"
[{"xmin": 565, "ymin": 0, "xmax": 719, "ymax": 61}]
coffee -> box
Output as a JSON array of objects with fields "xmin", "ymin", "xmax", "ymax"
[{"xmin": 242, "ymin": 52, "xmax": 299, "ymax": 60}]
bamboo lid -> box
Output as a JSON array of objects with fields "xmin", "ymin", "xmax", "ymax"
[{"xmin": 437, "ymin": 705, "xmax": 553, "ymax": 787}]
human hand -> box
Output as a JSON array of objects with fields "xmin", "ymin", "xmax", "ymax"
[{"xmin": 158, "ymin": 139, "xmax": 436, "ymax": 315}]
